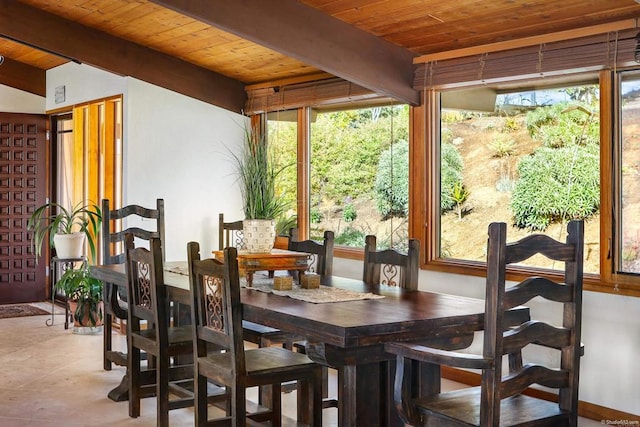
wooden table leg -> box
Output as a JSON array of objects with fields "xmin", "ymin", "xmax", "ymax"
[
  {"xmin": 246, "ymin": 271, "xmax": 254, "ymax": 287},
  {"xmin": 338, "ymin": 365, "xmax": 357, "ymax": 427},
  {"xmin": 108, "ymin": 373, "xmax": 130, "ymax": 402}
]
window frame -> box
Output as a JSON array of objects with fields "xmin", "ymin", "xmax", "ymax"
[
  {"xmin": 284, "ymin": 104, "xmax": 412, "ymax": 257},
  {"xmin": 599, "ymin": 68, "xmax": 640, "ymax": 296},
  {"xmin": 417, "ymin": 70, "xmax": 640, "ymax": 296}
]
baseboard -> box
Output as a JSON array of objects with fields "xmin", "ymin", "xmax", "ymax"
[{"xmin": 441, "ymin": 366, "xmax": 640, "ymax": 422}]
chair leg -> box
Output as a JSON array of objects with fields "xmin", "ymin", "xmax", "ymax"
[
  {"xmin": 233, "ymin": 385, "xmax": 247, "ymax": 427},
  {"xmin": 103, "ymin": 310, "xmax": 113, "ymax": 371},
  {"xmin": 128, "ymin": 346, "xmax": 141, "ymax": 418},
  {"xmin": 322, "ymin": 366, "xmax": 329, "ymax": 399},
  {"xmin": 271, "ymin": 384, "xmax": 282, "ymax": 426},
  {"xmin": 312, "ymin": 369, "xmax": 323, "ymax": 427},
  {"xmin": 157, "ymin": 353, "xmax": 169, "ymax": 427},
  {"xmin": 296, "ymin": 370, "xmax": 323, "ymax": 426},
  {"xmin": 194, "ymin": 372, "xmax": 209, "ymax": 427}
]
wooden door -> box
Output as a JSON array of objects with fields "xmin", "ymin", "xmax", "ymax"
[{"xmin": 0, "ymin": 112, "xmax": 47, "ymax": 303}]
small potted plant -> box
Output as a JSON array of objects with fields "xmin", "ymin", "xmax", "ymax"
[
  {"xmin": 27, "ymin": 201, "xmax": 101, "ymax": 262},
  {"xmin": 55, "ymin": 265, "xmax": 103, "ymax": 333},
  {"xmin": 230, "ymin": 122, "xmax": 291, "ymax": 253}
]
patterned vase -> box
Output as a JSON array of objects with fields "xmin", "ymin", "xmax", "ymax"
[{"xmin": 242, "ymin": 219, "xmax": 276, "ymax": 253}]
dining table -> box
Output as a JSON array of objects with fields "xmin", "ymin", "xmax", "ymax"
[{"xmin": 90, "ymin": 261, "xmax": 529, "ymax": 427}]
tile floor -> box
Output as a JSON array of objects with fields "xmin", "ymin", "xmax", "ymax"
[{"xmin": 0, "ymin": 302, "xmax": 603, "ymax": 426}]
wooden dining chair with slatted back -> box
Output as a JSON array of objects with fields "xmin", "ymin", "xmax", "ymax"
[
  {"xmin": 218, "ymin": 213, "xmax": 246, "ymax": 251},
  {"xmin": 363, "ymin": 235, "xmax": 420, "ymax": 290},
  {"xmin": 361, "ymin": 235, "xmax": 421, "ymax": 413},
  {"xmin": 125, "ymin": 234, "xmax": 196, "ymax": 427},
  {"xmin": 288, "ymin": 228, "xmax": 335, "ymax": 403},
  {"xmin": 385, "ymin": 220, "xmax": 585, "ymax": 427},
  {"xmin": 219, "ymin": 212, "xmax": 293, "ymax": 351},
  {"xmin": 187, "ymin": 242, "xmax": 323, "ymax": 426},
  {"xmin": 288, "ymin": 228, "xmax": 334, "ymax": 277},
  {"xmin": 102, "ymin": 198, "xmax": 165, "ymax": 373}
]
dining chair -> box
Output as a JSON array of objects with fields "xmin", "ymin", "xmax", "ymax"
[
  {"xmin": 125, "ymin": 234, "xmax": 195, "ymax": 426},
  {"xmin": 219, "ymin": 212, "xmax": 294, "ymax": 351},
  {"xmin": 385, "ymin": 220, "xmax": 585, "ymax": 426},
  {"xmin": 102, "ymin": 198, "xmax": 165, "ymax": 372},
  {"xmin": 218, "ymin": 213, "xmax": 246, "ymax": 250},
  {"xmin": 187, "ymin": 242, "xmax": 323, "ymax": 426},
  {"xmin": 363, "ymin": 235, "xmax": 420, "ymax": 290},
  {"xmin": 288, "ymin": 228, "xmax": 334, "ymax": 276},
  {"xmin": 288, "ymin": 228, "xmax": 335, "ymax": 402}
]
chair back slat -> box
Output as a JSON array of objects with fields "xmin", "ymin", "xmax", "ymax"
[
  {"xmin": 503, "ymin": 320, "xmax": 571, "ymax": 354},
  {"xmin": 288, "ymin": 228, "xmax": 334, "ymax": 276},
  {"xmin": 505, "ymin": 233, "xmax": 576, "ymax": 265},
  {"xmin": 501, "ymin": 364, "xmax": 569, "ymax": 399},
  {"xmin": 363, "ymin": 235, "xmax": 419, "ymax": 290},
  {"xmin": 188, "ymin": 242, "xmax": 245, "ymax": 373},
  {"xmin": 504, "ymin": 277, "xmax": 573, "ymax": 309},
  {"xmin": 218, "ymin": 213, "xmax": 246, "ymax": 250},
  {"xmin": 102, "ymin": 198, "xmax": 165, "ymax": 264}
]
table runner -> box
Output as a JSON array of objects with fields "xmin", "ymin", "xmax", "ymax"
[{"xmin": 165, "ymin": 265, "xmax": 384, "ymax": 304}]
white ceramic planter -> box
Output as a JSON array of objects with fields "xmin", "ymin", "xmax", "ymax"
[
  {"xmin": 242, "ymin": 219, "xmax": 276, "ymax": 253},
  {"xmin": 53, "ymin": 232, "xmax": 85, "ymax": 259}
]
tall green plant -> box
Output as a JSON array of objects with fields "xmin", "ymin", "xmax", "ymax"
[{"xmin": 231, "ymin": 124, "xmax": 291, "ymax": 220}]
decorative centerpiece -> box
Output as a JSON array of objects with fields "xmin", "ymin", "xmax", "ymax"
[{"xmin": 231, "ymin": 122, "xmax": 290, "ymax": 253}]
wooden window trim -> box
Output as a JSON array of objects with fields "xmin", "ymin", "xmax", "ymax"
[{"xmin": 600, "ymin": 68, "xmax": 640, "ymax": 296}]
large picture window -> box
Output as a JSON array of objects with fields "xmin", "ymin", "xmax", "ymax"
[
  {"xmin": 437, "ymin": 82, "xmax": 601, "ymax": 274},
  {"xmin": 309, "ymin": 106, "xmax": 409, "ymax": 250},
  {"xmin": 267, "ymin": 111, "xmax": 298, "ymax": 236}
]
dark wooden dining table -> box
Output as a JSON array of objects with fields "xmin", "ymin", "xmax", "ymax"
[{"xmin": 90, "ymin": 261, "xmax": 529, "ymax": 427}]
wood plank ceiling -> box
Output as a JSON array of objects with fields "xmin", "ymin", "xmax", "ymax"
[{"xmin": 1, "ymin": 0, "xmax": 640, "ymax": 112}]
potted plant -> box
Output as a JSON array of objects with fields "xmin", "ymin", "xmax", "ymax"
[
  {"xmin": 27, "ymin": 201, "xmax": 102, "ymax": 262},
  {"xmin": 231, "ymin": 123, "xmax": 291, "ymax": 253},
  {"xmin": 56, "ymin": 265, "xmax": 103, "ymax": 333}
]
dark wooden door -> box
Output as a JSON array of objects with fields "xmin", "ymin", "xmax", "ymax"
[{"xmin": 0, "ymin": 112, "xmax": 47, "ymax": 304}]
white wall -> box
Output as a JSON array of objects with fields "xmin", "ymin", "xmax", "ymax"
[
  {"xmin": 335, "ymin": 256, "xmax": 640, "ymax": 415},
  {"xmin": 46, "ymin": 63, "xmax": 126, "ymax": 110},
  {"xmin": 0, "ymin": 84, "xmax": 45, "ymax": 113},
  {"xmin": 10, "ymin": 62, "xmax": 638, "ymax": 417},
  {"xmin": 45, "ymin": 63, "xmax": 245, "ymax": 261},
  {"xmin": 125, "ymin": 78, "xmax": 245, "ymax": 261}
]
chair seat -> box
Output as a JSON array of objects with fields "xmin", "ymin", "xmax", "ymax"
[
  {"xmin": 415, "ymin": 388, "xmax": 568, "ymax": 426},
  {"xmin": 199, "ymin": 346, "xmax": 317, "ymax": 382}
]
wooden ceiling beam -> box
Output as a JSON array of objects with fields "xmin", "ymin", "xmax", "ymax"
[
  {"xmin": 150, "ymin": 0, "xmax": 420, "ymax": 105},
  {"xmin": 0, "ymin": 56, "xmax": 45, "ymax": 97},
  {"xmin": 0, "ymin": 0, "xmax": 246, "ymax": 113}
]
